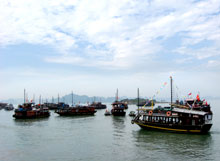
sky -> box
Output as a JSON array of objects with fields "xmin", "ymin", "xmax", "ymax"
[{"xmin": 0, "ymin": 0, "xmax": 220, "ymax": 100}]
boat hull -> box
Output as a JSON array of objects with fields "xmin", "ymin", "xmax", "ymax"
[
  {"xmin": 55, "ymin": 111, "xmax": 96, "ymax": 116},
  {"xmin": 133, "ymin": 120, "xmax": 212, "ymax": 134},
  {"xmin": 111, "ymin": 111, "xmax": 126, "ymax": 116},
  {"xmin": 13, "ymin": 112, "xmax": 50, "ymax": 119},
  {"xmin": 55, "ymin": 106, "xmax": 97, "ymax": 116},
  {"xmin": 94, "ymin": 106, "xmax": 106, "ymax": 109}
]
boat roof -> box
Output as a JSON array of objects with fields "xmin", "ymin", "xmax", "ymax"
[
  {"xmin": 172, "ymin": 107, "xmax": 207, "ymax": 115},
  {"xmin": 112, "ymin": 101, "xmax": 126, "ymax": 105}
]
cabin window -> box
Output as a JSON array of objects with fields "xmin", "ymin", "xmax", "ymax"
[
  {"xmin": 166, "ymin": 117, "xmax": 169, "ymax": 123},
  {"xmin": 146, "ymin": 116, "xmax": 148, "ymax": 121},
  {"xmin": 176, "ymin": 118, "xmax": 179, "ymax": 123},
  {"xmin": 173, "ymin": 118, "xmax": 175, "ymax": 123},
  {"xmin": 192, "ymin": 120, "xmax": 195, "ymax": 126},
  {"xmin": 169, "ymin": 118, "xmax": 172, "ymax": 123},
  {"xmin": 162, "ymin": 117, "xmax": 165, "ymax": 123},
  {"xmin": 140, "ymin": 115, "xmax": 143, "ymax": 120},
  {"xmin": 208, "ymin": 115, "xmax": 212, "ymax": 120}
]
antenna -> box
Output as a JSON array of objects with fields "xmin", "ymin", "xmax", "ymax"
[
  {"xmin": 137, "ymin": 88, "xmax": 139, "ymax": 116},
  {"xmin": 58, "ymin": 94, "xmax": 60, "ymax": 103},
  {"xmin": 116, "ymin": 88, "xmax": 118, "ymax": 101},
  {"xmin": 39, "ymin": 95, "xmax": 41, "ymax": 104},
  {"xmin": 72, "ymin": 91, "xmax": 73, "ymax": 106},
  {"xmin": 170, "ymin": 76, "xmax": 173, "ymax": 108},
  {"xmin": 33, "ymin": 94, "xmax": 35, "ymax": 103},
  {"xmin": 24, "ymin": 89, "xmax": 26, "ymax": 104}
]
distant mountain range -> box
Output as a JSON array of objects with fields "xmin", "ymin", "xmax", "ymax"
[
  {"xmin": 0, "ymin": 93, "xmax": 128, "ymax": 105},
  {"xmin": 1, "ymin": 94, "xmax": 219, "ymax": 105}
]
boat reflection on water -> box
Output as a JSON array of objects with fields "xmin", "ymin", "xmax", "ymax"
[
  {"xmin": 13, "ymin": 117, "xmax": 49, "ymax": 126},
  {"xmin": 111, "ymin": 117, "xmax": 126, "ymax": 139},
  {"xmin": 132, "ymin": 129, "xmax": 213, "ymax": 160},
  {"xmin": 54, "ymin": 114, "xmax": 95, "ymax": 121},
  {"xmin": 112, "ymin": 117, "xmax": 126, "ymax": 129}
]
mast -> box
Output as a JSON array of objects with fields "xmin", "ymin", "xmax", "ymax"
[
  {"xmin": 137, "ymin": 88, "xmax": 139, "ymax": 116},
  {"xmin": 72, "ymin": 91, "xmax": 73, "ymax": 106},
  {"xmin": 39, "ymin": 95, "xmax": 41, "ymax": 104},
  {"xmin": 33, "ymin": 94, "xmax": 35, "ymax": 104},
  {"xmin": 52, "ymin": 96, "xmax": 54, "ymax": 103},
  {"xmin": 58, "ymin": 94, "xmax": 60, "ymax": 104},
  {"xmin": 24, "ymin": 89, "xmax": 26, "ymax": 104},
  {"xmin": 170, "ymin": 76, "xmax": 173, "ymax": 108},
  {"xmin": 116, "ymin": 88, "xmax": 118, "ymax": 101}
]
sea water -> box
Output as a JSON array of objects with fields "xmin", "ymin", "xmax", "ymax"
[{"xmin": 0, "ymin": 100, "xmax": 220, "ymax": 161}]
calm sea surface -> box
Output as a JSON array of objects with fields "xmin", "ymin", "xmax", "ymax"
[{"xmin": 0, "ymin": 100, "xmax": 220, "ymax": 161}]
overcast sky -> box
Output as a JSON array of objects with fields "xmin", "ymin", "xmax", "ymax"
[{"xmin": 0, "ymin": 0, "xmax": 220, "ymax": 100}]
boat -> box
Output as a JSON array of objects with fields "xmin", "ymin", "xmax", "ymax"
[
  {"xmin": 13, "ymin": 89, "xmax": 50, "ymax": 119},
  {"xmin": 104, "ymin": 109, "xmax": 111, "ymax": 116},
  {"xmin": 55, "ymin": 105, "xmax": 97, "ymax": 116},
  {"xmin": 111, "ymin": 89, "xmax": 127, "ymax": 116},
  {"xmin": 0, "ymin": 103, "xmax": 7, "ymax": 110},
  {"xmin": 13, "ymin": 103, "xmax": 50, "ymax": 119},
  {"xmin": 129, "ymin": 111, "xmax": 136, "ymax": 117},
  {"xmin": 55, "ymin": 91, "xmax": 96, "ymax": 116},
  {"xmin": 137, "ymin": 100, "xmax": 155, "ymax": 107},
  {"xmin": 111, "ymin": 101, "xmax": 126, "ymax": 116},
  {"xmin": 132, "ymin": 77, "xmax": 213, "ymax": 134},
  {"xmin": 90, "ymin": 102, "xmax": 107, "ymax": 109},
  {"xmin": 4, "ymin": 104, "xmax": 14, "ymax": 111},
  {"xmin": 43, "ymin": 102, "xmax": 69, "ymax": 110}
]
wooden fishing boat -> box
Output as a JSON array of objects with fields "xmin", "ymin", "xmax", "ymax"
[
  {"xmin": 111, "ymin": 89, "xmax": 127, "ymax": 116},
  {"xmin": 55, "ymin": 105, "xmax": 96, "ymax": 116},
  {"xmin": 0, "ymin": 103, "xmax": 7, "ymax": 110},
  {"xmin": 132, "ymin": 77, "xmax": 213, "ymax": 134},
  {"xmin": 55, "ymin": 91, "xmax": 96, "ymax": 116},
  {"xmin": 13, "ymin": 90, "xmax": 50, "ymax": 119},
  {"xmin": 111, "ymin": 101, "xmax": 126, "ymax": 116},
  {"xmin": 43, "ymin": 102, "xmax": 69, "ymax": 110},
  {"xmin": 5, "ymin": 104, "xmax": 14, "ymax": 111},
  {"xmin": 13, "ymin": 103, "xmax": 50, "ymax": 119},
  {"xmin": 104, "ymin": 109, "xmax": 111, "ymax": 116},
  {"xmin": 129, "ymin": 111, "xmax": 136, "ymax": 117},
  {"xmin": 90, "ymin": 102, "xmax": 107, "ymax": 109}
]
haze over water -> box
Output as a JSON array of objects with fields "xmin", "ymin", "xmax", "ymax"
[{"xmin": 0, "ymin": 100, "xmax": 220, "ymax": 161}]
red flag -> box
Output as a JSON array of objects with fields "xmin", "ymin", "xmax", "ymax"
[
  {"xmin": 188, "ymin": 93, "xmax": 192, "ymax": 96},
  {"xmin": 196, "ymin": 94, "xmax": 200, "ymax": 101}
]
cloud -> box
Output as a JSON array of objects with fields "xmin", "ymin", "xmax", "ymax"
[
  {"xmin": 0, "ymin": 0, "xmax": 220, "ymax": 70},
  {"xmin": 174, "ymin": 46, "xmax": 220, "ymax": 60},
  {"xmin": 207, "ymin": 60, "xmax": 220, "ymax": 67}
]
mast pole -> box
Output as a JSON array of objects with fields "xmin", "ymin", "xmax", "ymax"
[
  {"xmin": 137, "ymin": 88, "xmax": 139, "ymax": 116},
  {"xmin": 52, "ymin": 96, "xmax": 54, "ymax": 103},
  {"xmin": 24, "ymin": 89, "xmax": 25, "ymax": 104},
  {"xmin": 72, "ymin": 91, "xmax": 73, "ymax": 106},
  {"xmin": 39, "ymin": 95, "xmax": 41, "ymax": 104},
  {"xmin": 58, "ymin": 94, "xmax": 59, "ymax": 104},
  {"xmin": 170, "ymin": 76, "xmax": 173, "ymax": 108},
  {"xmin": 33, "ymin": 94, "xmax": 35, "ymax": 104},
  {"xmin": 116, "ymin": 88, "xmax": 118, "ymax": 101}
]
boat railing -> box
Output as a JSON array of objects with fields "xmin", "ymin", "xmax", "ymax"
[{"xmin": 171, "ymin": 104, "xmax": 190, "ymax": 109}]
